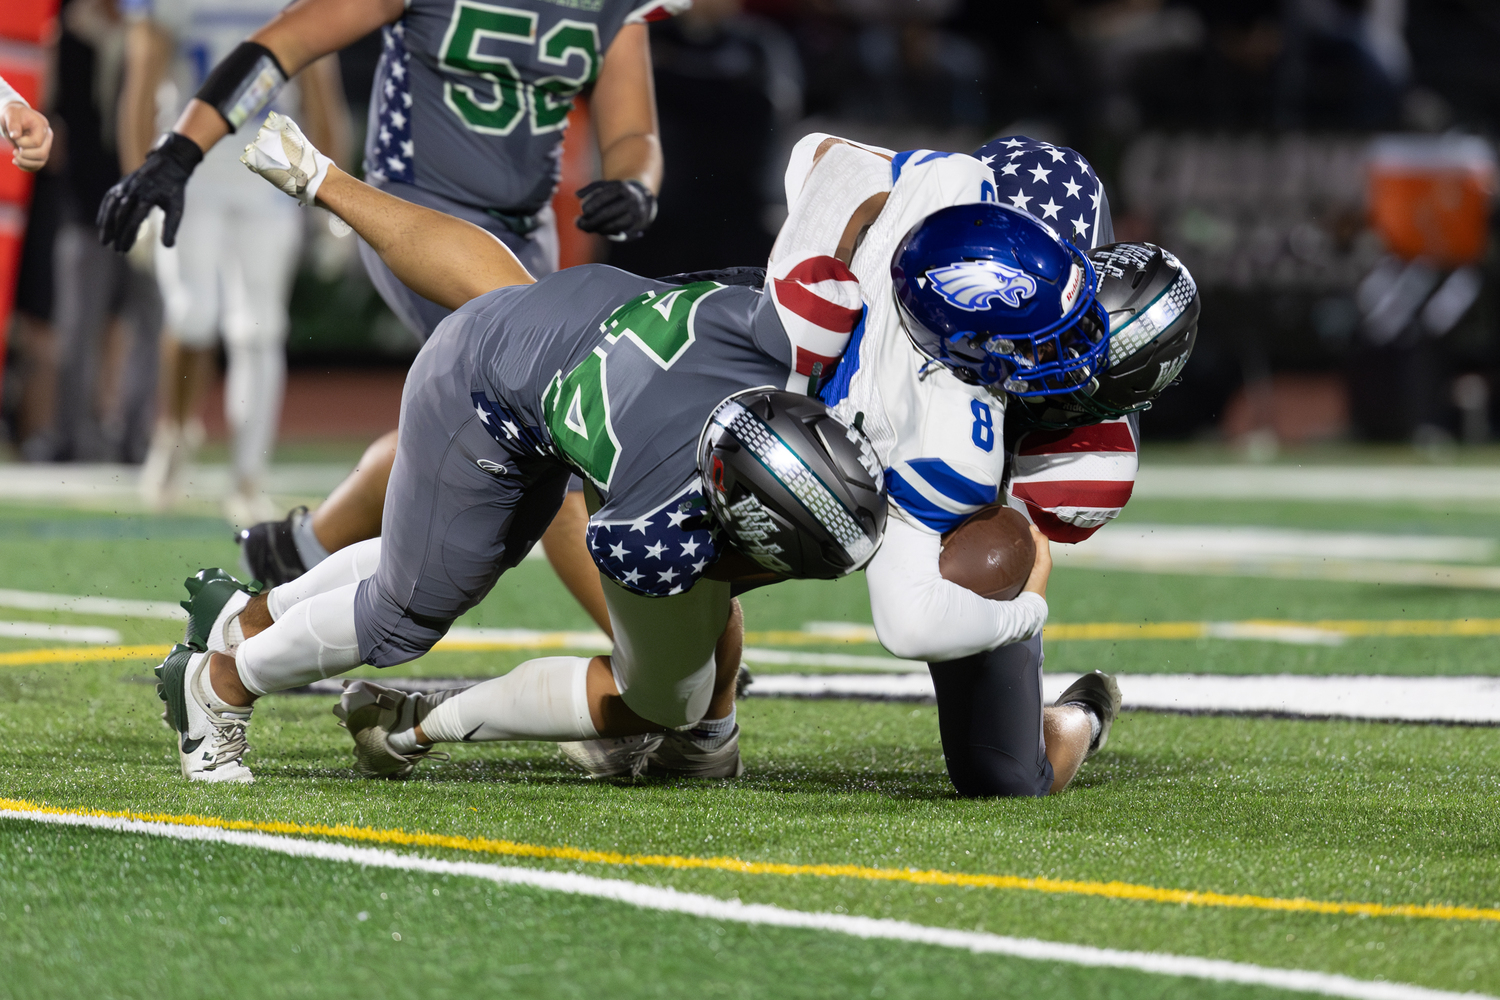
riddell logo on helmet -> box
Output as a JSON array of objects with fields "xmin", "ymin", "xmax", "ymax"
[
  {"xmin": 926, "ymin": 260, "xmax": 1038, "ymax": 311},
  {"xmin": 1058, "ymin": 263, "xmax": 1084, "ymax": 312}
]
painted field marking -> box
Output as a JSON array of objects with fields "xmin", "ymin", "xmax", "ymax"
[
  {"xmin": 10, "ymin": 614, "xmax": 1500, "ymax": 668},
  {"xmin": 0, "ymin": 805, "xmax": 1489, "ymax": 1000},
  {"xmin": 0, "ymin": 588, "xmax": 186, "ymax": 621},
  {"xmin": 0, "ymin": 621, "xmax": 120, "ymax": 644},
  {"xmin": 2, "ymin": 798, "xmax": 1495, "ymax": 927}
]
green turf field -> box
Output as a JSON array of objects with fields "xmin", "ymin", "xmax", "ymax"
[{"xmin": 1, "ymin": 487, "xmax": 1498, "ymax": 999}]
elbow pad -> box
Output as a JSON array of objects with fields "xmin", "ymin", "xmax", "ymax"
[{"xmin": 196, "ymin": 41, "xmax": 288, "ymax": 131}]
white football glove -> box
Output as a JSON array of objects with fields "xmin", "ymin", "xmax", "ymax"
[{"xmin": 240, "ymin": 111, "xmax": 333, "ymax": 207}]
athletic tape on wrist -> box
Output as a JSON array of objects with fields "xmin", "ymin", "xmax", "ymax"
[{"xmin": 196, "ymin": 41, "xmax": 288, "ymax": 131}]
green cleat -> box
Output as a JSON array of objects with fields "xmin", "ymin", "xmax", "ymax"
[
  {"xmin": 180, "ymin": 568, "xmax": 258, "ymax": 653},
  {"xmin": 154, "ymin": 642, "xmax": 254, "ymax": 783}
]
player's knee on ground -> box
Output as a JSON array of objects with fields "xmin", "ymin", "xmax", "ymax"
[{"xmin": 942, "ymin": 744, "xmax": 1053, "ymax": 798}]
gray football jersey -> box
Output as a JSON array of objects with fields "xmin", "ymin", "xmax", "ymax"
[
  {"xmin": 364, "ymin": 0, "xmax": 687, "ymax": 214},
  {"xmin": 454, "ymin": 265, "xmax": 795, "ymax": 594}
]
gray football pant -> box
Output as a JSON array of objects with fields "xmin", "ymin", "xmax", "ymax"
[
  {"xmin": 49, "ymin": 222, "xmax": 162, "ymax": 462},
  {"xmin": 356, "ymin": 181, "xmax": 559, "ymax": 342},
  {"xmin": 352, "ymin": 323, "xmax": 571, "ymax": 666}
]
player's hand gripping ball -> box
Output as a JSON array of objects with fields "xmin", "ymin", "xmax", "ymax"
[{"xmin": 939, "ymin": 505, "xmax": 1037, "ymax": 601}]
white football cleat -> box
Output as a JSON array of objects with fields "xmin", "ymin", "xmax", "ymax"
[
  {"xmin": 647, "ymin": 726, "xmax": 744, "ymax": 779},
  {"xmin": 154, "ymin": 644, "xmax": 254, "ymax": 783},
  {"xmin": 333, "ymin": 680, "xmax": 454, "ymax": 779},
  {"xmin": 241, "ymin": 111, "xmax": 334, "ymax": 206},
  {"xmin": 559, "ymin": 734, "xmax": 663, "ymax": 779}
]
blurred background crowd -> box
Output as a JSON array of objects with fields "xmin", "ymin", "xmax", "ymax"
[{"xmin": 1, "ymin": 0, "xmax": 1498, "ymax": 478}]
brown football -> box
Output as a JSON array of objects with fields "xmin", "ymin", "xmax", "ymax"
[{"xmin": 939, "ymin": 505, "xmax": 1036, "ymax": 601}]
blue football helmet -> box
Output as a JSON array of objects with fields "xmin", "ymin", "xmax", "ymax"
[{"xmin": 891, "ymin": 202, "xmax": 1110, "ymax": 395}]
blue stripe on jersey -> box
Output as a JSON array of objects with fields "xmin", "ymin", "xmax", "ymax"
[
  {"xmin": 915, "ymin": 150, "xmax": 953, "ymax": 167},
  {"xmin": 905, "ymin": 458, "xmax": 998, "ymax": 508},
  {"xmin": 886, "ymin": 468, "xmax": 970, "ymax": 534},
  {"xmin": 818, "ymin": 310, "xmax": 868, "ymax": 407},
  {"xmin": 882, "ymin": 467, "xmax": 966, "ymax": 530},
  {"xmin": 890, "ymin": 149, "xmax": 919, "ymax": 184}
]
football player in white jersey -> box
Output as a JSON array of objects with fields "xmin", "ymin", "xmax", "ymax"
[
  {"xmin": 0, "ymin": 74, "xmax": 52, "ymax": 171},
  {"xmin": 564, "ymin": 134, "xmax": 1196, "ymax": 795},
  {"xmin": 116, "ymin": 0, "xmax": 351, "ymax": 522}
]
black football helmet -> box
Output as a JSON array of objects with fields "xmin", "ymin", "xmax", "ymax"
[
  {"xmin": 698, "ymin": 389, "xmax": 887, "ymax": 579},
  {"xmin": 1010, "ymin": 242, "xmax": 1200, "ymax": 429}
]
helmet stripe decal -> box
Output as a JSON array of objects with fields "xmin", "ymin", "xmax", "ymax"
[{"xmin": 713, "ymin": 402, "xmax": 876, "ymax": 566}]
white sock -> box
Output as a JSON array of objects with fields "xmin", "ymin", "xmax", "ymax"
[
  {"xmin": 215, "ymin": 589, "xmax": 251, "ymax": 652},
  {"xmin": 236, "ymin": 582, "xmax": 362, "ymax": 696},
  {"xmin": 195, "ymin": 653, "xmax": 251, "ymax": 717},
  {"xmin": 687, "ymin": 705, "xmax": 736, "ymax": 748},
  {"xmin": 387, "ymin": 725, "xmax": 422, "ymax": 754},
  {"xmin": 1073, "ymin": 703, "xmax": 1103, "ymax": 749},
  {"xmin": 290, "ymin": 508, "xmax": 331, "ymax": 569},
  {"xmin": 419, "ymin": 656, "xmax": 599, "ymax": 744},
  {"xmin": 266, "ymin": 538, "xmax": 381, "ymax": 620},
  {"xmin": 223, "ymin": 612, "xmax": 245, "ymax": 651}
]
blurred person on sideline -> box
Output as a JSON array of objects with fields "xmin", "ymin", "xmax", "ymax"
[
  {"xmin": 30, "ymin": 0, "xmax": 166, "ymax": 465},
  {"xmin": 97, "ymin": 0, "xmax": 683, "ymax": 627},
  {"xmin": 609, "ymin": 0, "xmax": 801, "ymax": 277},
  {"xmin": 4, "ymin": 66, "xmax": 59, "ymax": 458},
  {"xmin": 1, "ymin": 75, "xmax": 52, "ymax": 171},
  {"xmin": 114, "ymin": 0, "xmax": 351, "ymax": 523}
]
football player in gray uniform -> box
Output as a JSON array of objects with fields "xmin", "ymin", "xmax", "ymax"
[
  {"xmin": 155, "ymin": 112, "xmax": 899, "ymax": 785},
  {"xmin": 97, "ymin": 0, "xmax": 688, "ymax": 630}
]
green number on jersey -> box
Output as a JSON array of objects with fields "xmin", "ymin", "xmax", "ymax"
[
  {"xmin": 543, "ymin": 283, "xmax": 721, "ymax": 488},
  {"xmin": 438, "ymin": 4, "xmax": 600, "ymax": 136},
  {"xmin": 532, "ymin": 21, "xmax": 600, "ymax": 133},
  {"xmin": 438, "ymin": 3, "xmax": 535, "ymax": 135}
]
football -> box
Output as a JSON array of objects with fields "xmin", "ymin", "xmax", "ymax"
[{"xmin": 939, "ymin": 505, "xmax": 1036, "ymax": 601}]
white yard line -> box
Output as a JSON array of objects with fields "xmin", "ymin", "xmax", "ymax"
[
  {"xmin": 3, "ymin": 806, "xmax": 1484, "ymax": 1000},
  {"xmin": 0, "ymin": 621, "xmax": 120, "ymax": 644},
  {"xmin": 1134, "ymin": 465, "xmax": 1500, "ymax": 503},
  {"xmin": 1071, "ymin": 525, "xmax": 1494, "ymax": 563},
  {"xmin": 737, "ymin": 673, "xmax": 1500, "ymax": 725},
  {"xmin": 0, "ymin": 463, "xmax": 349, "ymax": 501},
  {"xmin": 0, "ymin": 589, "xmax": 187, "ymax": 621}
]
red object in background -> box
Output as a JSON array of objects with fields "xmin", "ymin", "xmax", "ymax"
[
  {"xmin": 1368, "ymin": 135, "xmax": 1497, "ymax": 268},
  {"xmin": 552, "ymin": 99, "xmax": 602, "ymax": 270},
  {"xmin": 0, "ymin": 0, "xmax": 60, "ymax": 399}
]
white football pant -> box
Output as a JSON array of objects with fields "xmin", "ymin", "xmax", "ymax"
[{"xmin": 156, "ymin": 143, "xmax": 301, "ymax": 487}]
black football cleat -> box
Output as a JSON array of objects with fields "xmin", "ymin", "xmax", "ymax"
[
  {"xmin": 1054, "ymin": 670, "xmax": 1122, "ymax": 758},
  {"xmin": 237, "ymin": 506, "xmax": 308, "ymax": 587}
]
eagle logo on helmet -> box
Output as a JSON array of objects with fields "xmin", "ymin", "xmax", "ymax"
[{"xmin": 926, "ymin": 259, "xmax": 1038, "ymax": 311}]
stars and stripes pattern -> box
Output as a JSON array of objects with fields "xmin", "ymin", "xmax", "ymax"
[
  {"xmin": 768, "ymin": 254, "xmax": 864, "ymax": 387},
  {"xmin": 975, "ymin": 136, "xmax": 1104, "ymax": 250},
  {"xmin": 1006, "ymin": 417, "xmax": 1138, "ymax": 543},
  {"xmin": 472, "ymin": 392, "xmax": 550, "ymax": 457},
  {"xmin": 625, "ymin": 0, "xmax": 694, "ymax": 24},
  {"xmin": 886, "ymin": 458, "xmax": 1000, "ymax": 534},
  {"xmin": 587, "ymin": 482, "xmax": 724, "ymax": 597},
  {"xmin": 365, "ymin": 21, "xmax": 414, "ymax": 185}
]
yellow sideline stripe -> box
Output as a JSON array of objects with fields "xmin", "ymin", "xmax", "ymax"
[
  {"xmin": 3, "ymin": 797, "xmax": 1497, "ymax": 925},
  {"xmin": 8, "ymin": 616, "xmax": 1500, "ymax": 667}
]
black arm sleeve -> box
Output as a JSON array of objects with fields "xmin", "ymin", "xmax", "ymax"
[{"xmin": 928, "ymin": 632, "xmax": 1054, "ymax": 798}]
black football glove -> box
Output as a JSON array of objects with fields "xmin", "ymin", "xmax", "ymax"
[
  {"xmin": 97, "ymin": 132, "xmax": 204, "ymax": 253},
  {"xmin": 575, "ymin": 179, "xmax": 657, "ymax": 242}
]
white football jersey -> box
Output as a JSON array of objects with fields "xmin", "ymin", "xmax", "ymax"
[
  {"xmin": 123, "ymin": 0, "xmax": 302, "ymax": 181},
  {"xmin": 820, "ymin": 149, "xmax": 1007, "ymax": 535}
]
